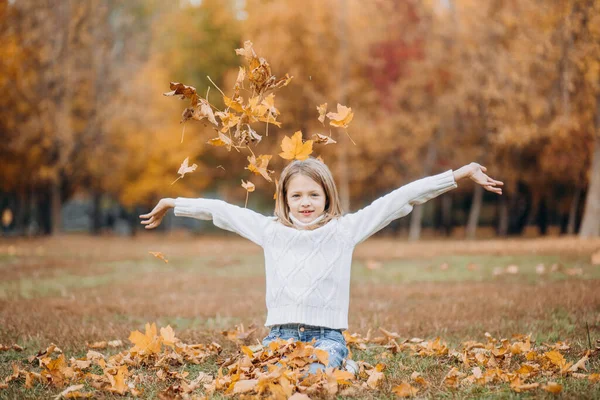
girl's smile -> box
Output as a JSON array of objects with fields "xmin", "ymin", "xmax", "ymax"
[{"xmin": 286, "ymin": 174, "xmax": 326, "ymax": 224}]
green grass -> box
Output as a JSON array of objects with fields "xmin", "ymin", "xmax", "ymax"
[{"xmin": 352, "ymin": 254, "xmax": 599, "ymax": 284}]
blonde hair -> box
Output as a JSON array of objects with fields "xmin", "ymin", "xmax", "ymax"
[{"xmin": 274, "ymin": 158, "xmax": 343, "ymax": 229}]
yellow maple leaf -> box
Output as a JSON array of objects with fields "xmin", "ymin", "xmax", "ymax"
[
  {"xmin": 107, "ymin": 365, "xmax": 129, "ymax": 395},
  {"xmin": 326, "ymin": 103, "xmax": 354, "ymax": 128},
  {"xmin": 160, "ymin": 325, "xmax": 177, "ymax": 347},
  {"xmin": 279, "ymin": 131, "xmax": 313, "ymax": 161},
  {"xmin": 128, "ymin": 323, "xmax": 161, "ymax": 356}
]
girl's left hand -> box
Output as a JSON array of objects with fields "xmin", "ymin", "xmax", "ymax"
[{"xmin": 469, "ymin": 163, "xmax": 503, "ymax": 195}]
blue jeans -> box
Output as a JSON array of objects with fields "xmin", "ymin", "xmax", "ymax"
[{"xmin": 262, "ymin": 324, "xmax": 349, "ymax": 374}]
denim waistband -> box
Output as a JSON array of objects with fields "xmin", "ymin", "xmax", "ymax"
[{"xmin": 271, "ymin": 323, "xmax": 342, "ymax": 333}]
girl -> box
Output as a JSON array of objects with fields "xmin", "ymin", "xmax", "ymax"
[{"xmin": 139, "ymin": 158, "xmax": 503, "ymax": 374}]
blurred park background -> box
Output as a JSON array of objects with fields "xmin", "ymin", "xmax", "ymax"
[{"xmin": 1, "ymin": 0, "xmax": 599, "ymax": 240}]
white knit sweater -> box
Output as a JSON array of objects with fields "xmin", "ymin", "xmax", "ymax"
[{"xmin": 174, "ymin": 170, "xmax": 457, "ymax": 329}]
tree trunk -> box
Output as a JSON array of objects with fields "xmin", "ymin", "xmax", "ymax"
[
  {"xmin": 440, "ymin": 195, "xmax": 453, "ymax": 236},
  {"xmin": 50, "ymin": 178, "xmax": 62, "ymax": 235},
  {"xmin": 466, "ymin": 185, "xmax": 483, "ymax": 239},
  {"xmin": 580, "ymin": 93, "xmax": 600, "ymax": 237},
  {"xmin": 565, "ymin": 187, "xmax": 581, "ymax": 235},
  {"xmin": 91, "ymin": 191, "xmax": 102, "ymax": 235},
  {"xmin": 497, "ymin": 195, "xmax": 508, "ymax": 237},
  {"xmin": 537, "ymin": 197, "xmax": 548, "ymax": 235},
  {"xmin": 409, "ymin": 137, "xmax": 438, "ymax": 241}
]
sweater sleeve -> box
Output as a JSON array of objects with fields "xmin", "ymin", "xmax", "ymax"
[
  {"xmin": 340, "ymin": 170, "xmax": 457, "ymax": 245},
  {"xmin": 173, "ymin": 198, "xmax": 271, "ymax": 247}
]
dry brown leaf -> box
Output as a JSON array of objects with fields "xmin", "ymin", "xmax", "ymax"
[
  {"xmin": 392, "ymin": 382, "xmax": 419, "ymax": 397},
  {"xmin": 241, "ymin": 180, "xmax": 255, "ymax": 192},
  {"xmin": 171, "ymin": 157, "xmax": 198, "ymax": 185},
  {"xmin": 312, "ymin": 133, "xmax": 336, "ymax": 145},
  {"xmin": 233, "ymin": 379, "xmax": 258, "ymax": 394},
  {"xmin": 317, "ymin": 103, "xmax": 327, "ymax": 124},
  {"xmin": 246, "ymin": 154, "xmax": 274, "ymax": 182},
  {"xmin": 366, "ymin": 370, "xmax": 384, "ymax": 389},
  {"xmin": 542, "ymin": 382, "xmax": 562, "ymax": 393}
]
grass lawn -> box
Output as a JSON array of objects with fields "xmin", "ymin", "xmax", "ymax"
[{"xmin": 1, "ymin": 235, "xmax": 599, "ymax": 398}]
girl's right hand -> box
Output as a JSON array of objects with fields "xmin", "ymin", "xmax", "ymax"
[{"xmin": 139, "ymin": 198, "xmax": 175, "ymax": 229}]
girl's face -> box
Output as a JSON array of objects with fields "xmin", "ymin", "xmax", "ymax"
[{"xmin": 286, "ymin": 174, "xmax": 326, "ymax": 224}]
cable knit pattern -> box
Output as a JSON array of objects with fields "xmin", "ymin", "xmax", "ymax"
[{"xmin": 174, "ymin": 170, "xmax": 457, "ymax": 329}]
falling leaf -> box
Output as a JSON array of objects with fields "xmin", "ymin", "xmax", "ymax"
[
  {"xmin": 317, "ymin": 103, "xmax": 327, "ymax": 124},
  {"xmin": 279, "ymin": 131, "xmax": 313, "ymax": 161},
  {"xmin": 241, "ymin": 180, "xmax": 255, "ymax": 208},
  {"xmin": 171, "ymin": 157, "xmax": 198, "ymax": 185},
  {"xmin": 241, "ymin": 180, "xmax": 255, "ymax": 193},
  {"xmin": 163, "ymin": 82, "xmax": 198, "ymax": 104},
  {"xmin": 233, "ymin": 67, "xmax": 246, "ymax": 95},
  {"xmin": 207, "ymin": 132, "xmax": 234, "ymax": 151},
  {"xmin": 246, "ymin": 154, "xmax": 274, "ymax": 182},
  {"xmin": 312, "ymin": 133, "xmax": 337, "ymax": 145},
  {"xmin": 149, "ymin": 252, "xmax": 168, "ymax": 264},
  {"xmin": 326, "ymin": 103, "xmax": 354, "ymax": 128},
  {"xmin": 392, "ymin": 382, "xmax": 419, "ymax": 397}
]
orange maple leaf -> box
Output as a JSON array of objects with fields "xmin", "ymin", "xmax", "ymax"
[
  {"xmin": 128, "ymin": 323, "xmax": 162, "ymax": 356},
  {"xmin": 279, "ymin": 131, "xmax": 313, "ymax": 161}
]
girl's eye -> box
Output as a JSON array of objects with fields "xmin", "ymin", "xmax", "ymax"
[
  {"xmin": 311, "ymin": 194, "xmax": 319, "ymax": 197},
  {"xmin": 292, "ymin": 195, "xmax": 299, "ymax": 198}
]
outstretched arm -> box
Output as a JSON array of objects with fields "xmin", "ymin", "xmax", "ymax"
[
  {"xmin": 140, "ymin": 198, "xmax": 176, "ymax": 230},
  {"xmin": 341, "ymin": 163, "xmax": 503, "ymax": 245},
  {"xmin": 140, "ymin": 197, "xmax": 271, "ymax": 247}
]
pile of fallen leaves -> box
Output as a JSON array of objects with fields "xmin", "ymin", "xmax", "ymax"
[
  {"xmin": 345, "ymin": 328, "xmax": 600, "ymax": 397},
  {"xmin": 1, "ymin": 323, "xmax": 599, "ymax": 399}
]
